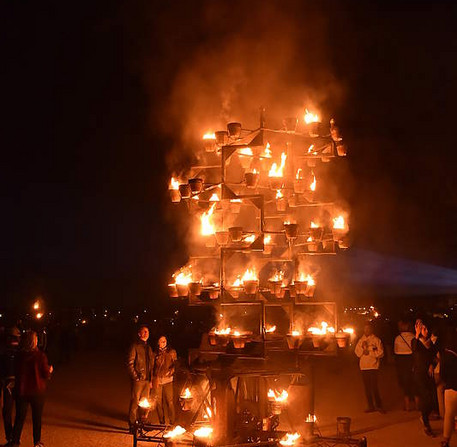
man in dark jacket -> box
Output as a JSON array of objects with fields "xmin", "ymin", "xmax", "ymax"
[
  {"xmin": 153, "ymin": 335, "xmax": 177, "ymax": 425},
  {"xmin": 0, "ymin": 326, "xmax": 20, "ymax": 444},
  {"xmin": 127, "ymin": 325, "xmax": 154, "ymax": 430}
]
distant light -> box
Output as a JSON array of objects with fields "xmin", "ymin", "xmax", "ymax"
[
  {"xmin": 33, "ymin": 301, "xmax": 40, "ymax": 310},
  {"xmin": 36, "ymin": 312, "xmax": 43, "ymax": 320}
]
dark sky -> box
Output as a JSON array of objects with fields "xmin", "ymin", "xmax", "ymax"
[{"xmin": 1, "ymin": 0, "xmax": 457, "ymax": 307}]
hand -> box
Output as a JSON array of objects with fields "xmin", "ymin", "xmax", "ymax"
[
  {"xmin": 428, "ymin": 365, "xmax": 434, "ymax": 378},
  {"xmin": 49, "ymin": 365, "xmax": 54, "ymax": 374},
  {"xmin": 415, "ymin": 320, "xmax": 422, "ymax": 337}
]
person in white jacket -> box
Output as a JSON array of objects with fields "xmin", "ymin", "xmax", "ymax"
[{"xmin": 355, "ymin": 322, "xmax": 385, "ymax": 413}]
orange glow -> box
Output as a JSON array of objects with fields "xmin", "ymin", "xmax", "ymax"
[
  {"xmin": 265, "ymin": 325, "xmax": 276, "ymax": 333},
  {"xmin": 343, "ymin": 327, "xmax": 354, "ymax": 334},
  {"xmin": 194, "ymin": 427, "xmax": 213, "ymax": 438},
  {"xmin": 308, "ymin": 321, "xmax": 335, "ymax": 335},
  {"xmin": 36, "ymin": 312, "xmax": 43, "ymax": 320},
  {"xmin": 269, "ymin": 152, "xmax": 287, "ymax": 177},
  {"xmin": 33, "ymin": 301, "xmax": 40, "ymax": 310},
  {"xmin": 268, "ymin": 389, "xmax": 288, "ymax": 402},
  {"xmin": 280, "ymin": 433, "xmax": 301, "ymax": 446},
  {"xmin": 169, "ymin": 177, "xmax": 180, "ymax": 190},
  {"xmin": 203, "ymin": 132, "xmax": 216, "ymax": 140},
  {"xmin": 304, "ymin": 109, "xmax": 320, "ymax": 124},
  {"xmin": 231, "ymin": 277, "xmax": 242, "ymax": 287},
  {"xmin": 295, "ymin": 168, "xmax": 303, "ymax": 180},
  {"xmin": 173, "ymin": 266, "xmax": 193, "ymax": 286},
  {"xmin": 276, "ymin": 189, "xmax": 284, "ymax": 199},
  {"xmin": 181, "ymin": 388, "xmax": 192, "ymax": 399},
  {"xmin": 201, "ymin": 203, "xmax": 216, "ymax": 235},
  {"xmin": 264, "ymin": 234, "xmax": 272, "ymax": 245},
  {"xmin": 333, "ymin": 215, "xmax": 346, "ymax": 230},
  {"xmin": 164, "ymin": 426, "xmax": 186, "ymax": 439},
  {"xmin": 243, "ymin": 234, "xmax": 255, "ymax": 243},
  {"xmin": 310, "ymin": 172, "xmax": 316, "ymax": 191},
  {"xmin": 291, "ymin": 330, "xmax": 302, "ymax": 336},
  {"xmin": 307, "ymin": 236, "xmax": 313, "ymax": 242},
  {"xmin": 241, "ymin": 267, "xmax": 258, "ymax": 282},
  {"xmin": 308, "ymin": 144, "xmax": 317, "ymax": 155},
  {"xmin": 139, "ymin": 398, "xmax": 151, "ymax": 409}
]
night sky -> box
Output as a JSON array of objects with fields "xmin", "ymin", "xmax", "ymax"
[{"xmin": 1, "ymin": 1, "xmax": 457, "ymax": 308}]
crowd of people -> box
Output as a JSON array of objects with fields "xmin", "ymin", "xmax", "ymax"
[{"xmin": 355, "ymin": 319, "xmax": 457, "ymax": 446}]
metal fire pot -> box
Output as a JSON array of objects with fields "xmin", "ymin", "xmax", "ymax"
[
  {"xmin": 336, "ymin": 333, "xmax": 348, "ymax": 348},
  {"xmin": 337, "ymin": 417, "xmax": 351, "ymax": 438},
  {"xmin": 307, "ymin": 121, "xmax": 322, "ymax": 137},
  {"xmin": 215, "ymin": 130, "xmax": 228, "ymax": 146},
  {"xmin": 243, "ymin": 280, "xmax": 259, "ymax": 295},
  {"xmin": 268, "ymin": 280, "xmax": 284, "ymax": 298},
  {"xmin": 244, "ymin": 172, "xmax": 259, "ymax": 188},
  {"xmin": 269, "ymin": 401, "xmax": 283, "ymax": 415},
  {"xmin": 231, "ymin": 334, "xmax": 251, "ymax": 349},
  {"xmin": 304, "ymin": 284, "xmax": 316, "ymax": 298},
  {"xmin": 208, "ymin": 288, "xmax": 219, "ymax": 300},
  {"xmin": 284, "ymin": 223, "xmax": 298, "ymax": 240},
  {"xmin": 227, "ymin": 122, "xmax": 242, "ymax": 138},
  {"xmin": 294, "ymin": 281, "xmax": 307, "ymax": 295},
  {"xmin": 269, "ymin": 177, "xmax": 284, "ymax": 190},
  {"xmin": 189, "ymin": 282, "xmax": 202, "ymax": 296},
  {"xmin": 176, "ymin": 284, "xmax": 189, "ymax": 297},
  {"xmin": 283, "ymin": 117, "xmax": 298, "ymax": 132},
  {"xmin": 336, "ymin": 142, "xmax": 347, "ymax": 157},
  {"xmin": 168, "ymin": 284, "xmax": 178, "ymax": 298},
  {"xmin": 215, "ymin": 231, "xmax": 229, "ymax": 246},
  {"xmin": 276, "ymin": 197, "xmax": 287, "ymax": 212},
  {"xmin": 189, "ymin": 178, "xmax": 204, "ymax": 194},
  {"xmin": 294, "ymin": 179, "xmax": 306, "ymax": 194},
  {"xmin": 286, "ymin": 334, "xmax": 304, "ymax": 350},
  {"xmin": 179, "ymin": 397, "xmax": 193, "ymax": 412},
  {"xmin": 170, "ymin": 190, "xmax": 181, "ymax": 203},
  {"xmin": 229, "ymin": 227, "xmax": 243, "ymax": 242},
  {"xmin": 204, "ymin": 138, "xmax": 216, "ymax": 152},
  {"xmin": 179, "ymin": 183, "xmax": 191, "ymax": 199}
]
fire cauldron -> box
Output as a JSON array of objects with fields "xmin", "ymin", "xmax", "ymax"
[
  {"xmin": 284, "ymin": 223, "xmax": 298, "ymax": 240},
  {"xmin": 286, "ymin": 334, "xmax": 305, "ymax": 350},
  {"xmin": 179, "ymin": 183, "xmax": 191, "ymax": 199},
  {"xmin": 227, "ymin": 122, "xmax": 242, "ymax": 138},
  {"xmin": 215, "ymin": 231, "xmax": 229, "ymax": 246},
  {"xmin": 189, "ymin": 282, "xmax": 202, "ymax": 296},
  {"xmin": 168, "ymin": 284, "xmax": 178, "ymax": 298},
  {"xmin": 268, "ymin": 280, "xmax": 285, "ymax": 298},
  {"xmin": 189, "ymin": 178, "xmax": 203, "ymax": 194},
  {"xmin": 170, "ymin": 189, "xmax": 181, "ymax": 203},
  {"xmin": 231, "ymin": 333, "xmax": 252, "ymax": 349},
  {"xmin": 269, "ymin": 177, "xmax": 284, "ymax": 190},
  {"xmin": 244, "ymin": 172, "xmax": 259, "ymax": 188},
  {"xmin": 243, "ymin": 280, "xmax": 259, "ymax": 296},
  {"xmin": 229, "ymin": 227, "xmax": 243, "ymax": 242}
]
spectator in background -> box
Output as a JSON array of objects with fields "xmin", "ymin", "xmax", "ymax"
[
  {"xmin": 11, "ymin": 330, "xmax": 53, "ymax": 447},
  {"xmin": 440, "ymin": 326, "xmax": 457, "ymax": 447},
  {"xmin": 355, "ymin": 322, "xmax": 385, "ymax": 413},
  {"xmin": 153, "ymin": 336, "xmax": 177, "ymax": 425},
  {"xmin": 127, "ymin": 325, "xmax": 155, "ymax": 432},
  {"xmin": 412, "ymin": 319, "xmax": 438, "ymax": 437},
  {"xmin": 0, "ymin": 327, "xmax": 21, "ymax": 444},
  {"xmin": 394, "ymin": 320, "xmax": 415, "ymax": 411}
]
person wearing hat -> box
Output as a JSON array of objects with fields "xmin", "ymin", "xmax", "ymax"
[{"xmin": 0, "ymin": 326, "xmax": 21, "ymax": 444}]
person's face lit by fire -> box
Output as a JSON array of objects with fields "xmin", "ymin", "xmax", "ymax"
[
  {"xmin": 138, "ymin": 327, "xmax": 149, "ymax": 342},
  {"xmin": 363, "ymin": 324, "xmax": 373, "ymax": 337},
  {"xmin": 421, "ymin": 324, "xmax": 429, "ymax": 339},
  {"xmin": 158, "ymin": 336, "xmax": 167, "ymax": 350}
]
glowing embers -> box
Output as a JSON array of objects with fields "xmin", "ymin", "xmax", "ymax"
[
  {"xmin": 268, "ymin": 152, "xmax": 287, "ymax": 189},
  {"xmin": 268, "ymin": 388, "xmax": 289, "ymax": 415}
]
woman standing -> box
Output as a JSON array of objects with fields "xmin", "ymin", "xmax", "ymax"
[
  {"xmin": 412, "ymin": 319, "xmax": 438, "ymax": 437},
  {"xmin": 394, "ymin": 320, "xmax": 415, "ymax": 411},
  {"xmin": 11, "ymin": 331, "xmax": 53, "ymax": 447}
]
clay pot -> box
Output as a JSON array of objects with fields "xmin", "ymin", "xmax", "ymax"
[
  {"xmin": 170, "ymin": 189, "xmax": 181, "ymax": 203},
  {"xmin": 268, "ymin": 280, "xmax": 282, "ymax": 296},
  {"xmin": 284, "ymin": 223, "xmax": 298, "ymax": 240},
  {"xmin": 336, "ymin": 334, "xmax": 348, "ymax": 348},
  {"xmin": 179, "ymin": 397, "xmax": 193, "ymax": 411},
  {"xmin": 168, "ymin": 284, "xmax": 178, "ymax": 298},
  {"xmin": 176, "ymin": 284, "xmax": 189, "ymax": 297},
  {"xmin": 269, "ymin": 177, "xmax": 284, "ymax": 190},
  {"xmin": 303, "ymin": 421, "xmax": 315, "ymax": 441},
  {"xmin": 179, "ymin": 184, "xmax": 191, "ymax": 199},
  {"xmin": 304, "ymin": 284, "xmax": 316, "ymax": 298},
  {"xmin": 294, "ymin": 179, "xmax": 306, "ymax": 194},
  {"xmin": 283, "ymin": 117, "xmax": 298, "ymax": 132},
  {"xmin": 215, "ymin": 130, "xmax": 228, "ymax": 146},
  {"xmin": 189, "ymin": 282, "xmax": 202, "ymax": 296},
  {"xmin": 228, "ymin": 287, "xmax": 242, "ymax": 299},
  {"xmin": 286, "ymin": 334, "xmax": 304, "ymax": 350},
  {"xmin": 244, "ymin": 172, "xmax": 259, "ymax": 188},
  {"xmin": 227, "ymin": 122, "xmax": 242, "ymax": 138},
  {"xmin": 310, "ymin": 227, "xmax": 323, "ymax": 240},
  {"xmin": 294, "ymin": 281, "xmax": 307, "ymax": 295},
  {"xmin": 269, "ymin": 401, "xmax": 282, "ymax": 415},
  {"xmin": 243, "ymin": 280, "xmax": 259, "ymax": 295},
  {"xmin": 189, "ymin": 178, "xmax": 203, "ymax": 194},
  {"xmin": 232, "ymin": 335, "xmax": 251, "ymax": 349},
  {"xmin": 208, "ymin": 288, "xmax": 219, "ymax": 300},
  {"xmin": 209, "ymin": 333, "xmax": 217, "ymax": 345},
  {"xmin": 336, "ymin": 142, "xmax": 347, "ymax": 157},
  {"xmin": 204, "ymin": 138, "xmax": 216, "ymax": 152},
  {"xmin": 276, "ymin": 197, "xmax": 287, "ymax": 212},
  {"xmin": 215, "ymin": 231, "xmax": 229, "ymax": 246},
  {"xmin": 312, "ymin": 335, "xmax": 322, "ymax": 348},
  {"xmin": 307, "ymin": 121, "xmax": 322, "ymax": 137},
  {"xmin": 229, "ymin": 227, "xmax": 243, "ymax": 242}
]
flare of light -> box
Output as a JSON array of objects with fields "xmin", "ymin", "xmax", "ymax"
[
  {"xmin": 280, "ymin": 432, "xmax": 301, "ymax": 446},
  {"xmin": 265, "ymin": 325, "xmax": 276, "ymax": 333},
  {"xmin": 163, "ymin": 426, "xmax": 187, "ymax": 439},
  {"xmin": 203, "ymin": 132, "xmax": 216, "ymax": 140},
  {"xmin": 139, "ymin": 398, "xmax": 151, "ymax": 409},
  {"xmin": 169, "ymin": 177, "xmax": 180, "ymax": 190},
  {"xmin": 181, "ymin": 388, "xmax": 192, "ymax": 399},
  {"xmin": 201, "ymin": 203, "xmax": 217, "ymax": 236},
  {"xmin": 304, "ymin": 109, "xmax": 320, "ymax": 124},
  {"xmin": 194, "ymin": 427, "xmax": 213, "ymax": 438}
]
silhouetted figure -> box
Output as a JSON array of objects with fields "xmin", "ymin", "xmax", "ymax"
[
  {"xmin": 127, "ymin": 325, "xmax": 154, "ymax": 431},
  {"xmin": 394, "ymin": 320, "xmax": 415, "ymax": 411},
  {"xmin": 0, "ymin": 327, "xmax": 20, "ymax": 444},
  {"xmin": 412, "ymin": 319, "xmax": 437, "ymax": 437},
  {"xmin": 11, "ymin": 330, "xmax": 53, "ymax": 447},
  {"xmin": 153, "ymin": 336, "xmax": 177, "ymax": 425},
  {"xmin": 355, "ymin": 322, "xmax": 385, "ymax": 413}
]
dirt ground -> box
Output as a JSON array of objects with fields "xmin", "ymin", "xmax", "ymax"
[{"xmin": 1, "ymin": 349, "xmax": 447, "ymax": 447}]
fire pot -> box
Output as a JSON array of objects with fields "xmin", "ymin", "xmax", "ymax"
[
  {"xmin": 215, "ymin": 231, "xmax": 229, "ymax": 246},
  {"xmin": 189, "ymin": 282, "xmax": 202, "ymax": 296},
  {"xmin": 168, "ymin": 284, "xmax": 178, "ymax": 298},
  {"xmin": 176, "ymin": 284, "xmax": 189, "ymax": 297},
  {"xmin": 215, "ymin": 130, "xmax": 228, "ymax": 146},
  {"xmin": 336, "ymin": 333, "xmax": 348, "ymax": 348},
  {"xmin": 170, "ymin": 190, "xmax": 181, "ymax": 203},
  {"xmin": 229, "ymin": 227, "xmax": 243, "ymax": 242},
  {"xmin": 286, "ymin": 334, "xmax": 304, "ymax": 350},
  {"xmin": 179, "ymin": 184, "xmax": 191, "ymax": 199},
  {"xmin": 243, "ymin": 280, "xmax": 259, "ymax": 295},
  {"xmin": 227, "ymin": 122, "xmax": 242, "ymax": 138},
  {"xmin": 189, "ymin": 178, "xmax": 203, "ymax": 194},
  {"xmin": 284, "ymin": 223, "xmax": 298, "ymax": 240},
  {"xmin": 244, "ymin": 172, "xmax": 259, "ymax": 188},
  {"xmin": 294, "ymin": 281, "xmax": 307, "ymax": 295},
  {"xmin": 269, "ymin": 177, "xmax": 284, "ymax": 190},
  {"xmin": 307, "ymin": 121, "xmax": 322, "ymax": 137},
  {"xmin": 276, "ymin": 197, "xmax": 287, "ymax": 212}
]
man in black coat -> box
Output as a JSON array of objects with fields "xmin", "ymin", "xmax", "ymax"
[{"xmin": 127, "ymin": 325, "xmax": 154, "ymax": 431}]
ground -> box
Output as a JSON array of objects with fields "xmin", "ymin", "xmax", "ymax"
[{"xmin": 2, "ymin": 349, "xmax": 447, "ymax": 447}]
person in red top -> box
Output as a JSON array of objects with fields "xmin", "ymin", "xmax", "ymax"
[{"xmin": 9, "ymin": 331, "xmax": 53, "ymax": 447}]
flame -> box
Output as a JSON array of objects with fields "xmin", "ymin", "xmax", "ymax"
[
  {"xmin": 310, "ymin": 172, "xmax": 316, "ymax": 191},
  {"xmin": 291, "ymin": 330, "xmax": 302, "ymax": 336},
  {"xmin": 194, "ymin": 427, "xmax": 213, "ymax": 438},
  {"xmin": 333, "ymin": 215, "xmax": 346, "ymax": 230},
  {"xmin": 308, "ymin": 321, "xmax": 335, "ymax": 335},
  {"xmin": 241, "ymin": 267, "xmax": 258, "ymax": 282},
  {"xmin": 201, "ymin": 203, "xmax": 216, "ymax": 236},
  {"xmin": 239, "ymin": 147, "xmax": 253, "ymax": 156},
  {"xmin": 181, "ymin": 388, "xmax": 192, "ymax": 399},
  {"xmin": 268, "ymin": 389, "xmax": 288, "ymax": 402},
  {"xmin": 231, "ymin": 277, "xmax": 242, "ymax": 287},
  {"xmin": 295, "ymin": 168, "xmax": 303, "ymax": 180},
  {"xmin": 33, "ymin": 301, "xmax": 40, "ymax": 310},
  {"xmin": 164, "ymin": 426, "xmax": 187, "ymax": 439},
  {"xmin": 276, "ymin": 189, "xmax": 284, "ymax": 199},
  {"xmin": 310, "ymin": 221, "xmax": 319, "ymax": 228},
  {"xmin": 169, "ymin": 177, "xmax": 180, "ymax": 190},
  {"xmin": 308, "ymin": 144, "xmax": 317, "ymax": 155},
  {"xmin": 203, "ymin": 132, "xmax": 216, "ymax": 140},
  {"xmin": 269, "ymin": 270, "xmax": 284, "ymax": 282},
  {"xmin": 262, "ymin": 142, "xmax": 272, "ymax": 158},
  {"xmin": 280, "ymin": 433, "xmax": 301, "ymax": 446},
  {"xmin": 203, "ymin": 406, "xmax": 212, "ymax": 419},
  {"xmin": 173, "ymin": 266, "xmax": 193, "ymax": 286},
  {"xmin": 268, "ymin": 152, "xmax": 287, "ymax": 177},
  {"xmin": 36, "ymin": 312, "xmax": 43, "ymax": 320},
  {"xmin": 139, "ymin": 398, "xmax": 151, "ymax": 409},
  {"xmin": 305, "ymin": 275, "xmax": 315, "ymax": 286},
  {"xmin": 230, "ymin": 199, "xmax": 242, "ymax": 203},
  {"xmin": 265, "ymin": 325, "xmax": 276, "ymax": 333},
  {"xmin": 343, "ymin": 327, "xmax": 354, "ymax": 334},
  {"xmin": 304, "ymin": 109, "xmax": 320, "ymax": 124},
  {"xmin": 264, "ymin": 234, "xmax": 272, "ymax": 245},
  {"xmin": 243, "ymin": 234, "xmax": 255, "ymax": 243},
  {"xmin": 233, "ymin": 330, "xmax": 241, "ymax": 337},
  {"xmin": 306, "ymin": 414, "xmax": 317, "ymax": 423},
  {"xmin": 307, "ymin": 236, "xmax": 313, "ymax": 242},
  {"xmin": 214, "ymin": 327, "xmax": 231, "ymax": 335},
  {"xmin": 209, "ymin": 193, "xmax": 220, "ymax": 202}
]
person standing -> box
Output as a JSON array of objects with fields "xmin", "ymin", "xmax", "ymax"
[
  {"xmin": 440, "ymin": 327, "xmax": 457, "ymax": 447},
  {"xmin": 153, "ymin": 336, "xmax": 177, "ymax": 425},
  {"xmin": 394, "ymin": 320, "xmax": 415, "ymax": 411},
  {"xmin": 11, "ymin": 330, "xmax": 53, "ymax": 447},
  {"xmin": 412, "ymin": 319, "xmax": 437, "ymax": 437},
  {"xmin": 0, "ymin": 327, "xmax": 20, "ymax": 444},
  {"xmin": 127, "ymin": 325, "xmax": 155, "ymax": 432},
  {"xmin": 355, "ymin": 322, "xmax": 385, "ymax": 413}
]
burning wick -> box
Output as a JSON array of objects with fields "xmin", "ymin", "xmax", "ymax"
[
  {"xmin": 194, "ymin": 427, "xmax": 213, "ymax": 438},
  {"xmin": 164, "ymin": 426, "xmax": 187, "ymax": 439},
  {"xmin": 280, "ymin": 432, "xmax": 301, "ymax": 446}
]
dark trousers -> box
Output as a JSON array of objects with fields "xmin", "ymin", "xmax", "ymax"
[
  {"xmin": 2, "ymin": 384, "xmax": 14, "ymax": 441},
  {"xmin": 128, "ymin": 380, "xmax": 150, "ymax": 425},
  {"xmin": 156, "ymin": 382, "xmax": 174, "ymax": 425},
  {"xmin": 395, "ymin": 355, "xmax": 414, "ymax": 398},
  {"xmin": 12, "ymin": 394, "xmax": 45, "ymax": 445},
  {"xmin": 414, "ymin": 373, "xmax": 435, "ymax": 427},
  {"xmin": 361, "ymin": 369, "xmax": 382, "ymax": 409}
]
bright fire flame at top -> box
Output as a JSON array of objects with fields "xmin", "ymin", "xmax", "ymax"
[
  {"xmin": 280, "ymin": 432, "xmax": 301, "ymax": 446},
  {"xmin": 269, "ymin": 152, "xmax": 287, "ymax": 177},
  {"xmin": 310, "ymin": 172, "xmax": 316, "ymax": 191},
  {"xmin": 262, "ymin": 142, "xmax": 272, "ymax": 158},
  {"xmin": 164, "ymin": 426, "xmax": 187, "ymax": 439},
  {"xmin": 304, "ymin": 109, "xmax": 320, "ymax": 124},
  {"xmin": 239, "ymin": 147, "xmax": 253, "ymax": 156},
  {"xmin": 291, "ymin": 330, "xmax": 302, "ymax": 336},
  {"xmin": 194, "ymin": 427, "xmax": 213, "ymax": 438},
  {"xmin": 169, "ymin": 177, "xmax": 180, "ymax": 190},
  {"xmin": 173, "ymin": 267, "xmax": 193, "ymax": 286},
  {"xmin": 203, "ymin": 132, "xmax": 216, "ymax": 140},
  {"xmin": 308, "ymin": 321, "xmax": 335, "ymax": 335},
  {"xmin": 139, "ymin": 398, "xmax": 151, "ymax": 409},
  {"xmin": 268, "ymin": 389, "xmax": 288, "ymax": 402},
  {"xmin": 276, "ymin": 189, "xmax": 284, "ymax": 199},
  {"xmin": 265, "ymin": 325, "xmax": 276, "ymax": 333},
  {"xmin": 264, "ymin": 234, "xmax": 272, "ymax": 245},
  {"xmin": 201, "ymin": 203, "xmax": 216, "ymax": 236},
  {"xmin": 343, "ymin": 327, "xmax": 354, "ymax": 334},
  {"xmin": 241, "ymin": 267, "xmax": 258, "ymax": 282},
  {"xmin": 295, "ymin": 168, "xmax": 303, "ymax": 180},
  {"xmin": 181, "ymin": 388, "xmax": 192, "ymax": 399},
  {"xmin": 333, "ymin": 215, "xmax": 346, "ymax": 230},
  {"xmin": 269, "ymin": 270, "xmax": 284, "ymax": 282},
  {"xmin": 209, "ymin": 193, "xmax": 220, "ymax": 202},
  {"xmin": 310, "ymin": 221, "xmax": 319, "ymax": 228}
]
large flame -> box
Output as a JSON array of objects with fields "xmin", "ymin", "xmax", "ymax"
[
  {"xmin": 203, "ymin": 132, "xmax": 216, "ymax": 140},
  {"xmin": 181, "ymin": 388, "xmax": 192, "ymax": 399},
  {"xmin": 243, "ymin": 234, "xmax": 255, "ymax": 243},
  {"xmin": 173, "ymin": 267, "xmax": 193, "ymax": 286},
  {"xmin": 164, "ymin": 426, "xmax": 187, "ymax": 439},
  {"xmin": 276, "ymin": 189, "xmax": 284, "ymax": 199},
  {"xmin": 169, "ymin": 177, "xmax": 180, "ymax": 190},
  {"xmin": 209, "ymin": 193, "xmax": 220, "ymax": 202},
  {"xmin": 194, "ymin": 427, "xmax": 213, "ymax": 438},
  {"xmin": 231, "ymin": 276, "xmax": 242, "ymax": 287},
  {"xmin": 310, "ymin": 221, "xmax": 319, "ymax": 228},
  {"xmin": 262, "ymin": 142, "xmax": 272, "ymax": 158},
  {"xmin": 268, "ymin": 389, "xmax": 288, "ymax": 402},
  {"xmin": 265, "ymin": 325, "xmax": 276, "ymax": 333},
  {"xmin": 214, "ymin": 327, "xmax": 231, "ymax": 335},
  {"xmin": 269, "ymin": 152, "xmax": 287, "ymax": 177},
  {"xmin": 269, "ymin": 270, "xmax": 284, "ymax": 282},
  {"xmin": 308, "ymin": 321, "xmax": 335, "ymax": 335},
  {"xmin": 304, "ymin": 109, "xmax": 320, "ymax": 124},
  {"xmin": 310, "ymin": 172, "xmax": 316, "ymax": 191},
  {"xmin": 280, "ymin": 433, "xmax": 301, "ymax": 446},
  {"xmin": 139, "ymin": 398, "xmax": 151, "ymax": 409},
  {"xmin": 241, "ymin": 267, "xmax": 258, "ymax": 282},
  {"xmin": 239, "ymin": 147, "xmax": 253, "ymax": 156},
  {"xmin": 333, "ymin": 215, "xmax": 346, "ymax": 230},
  {"xmin": 201, "ymin": 203, "xmax": 216, "ymax": 236}
]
